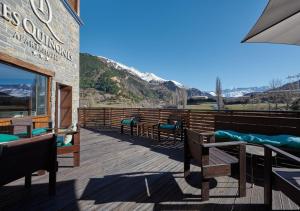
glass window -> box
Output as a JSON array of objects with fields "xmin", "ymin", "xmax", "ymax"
[{"xmin": 0, "ymin": 62, "xmax": 48, "ymax": 118}]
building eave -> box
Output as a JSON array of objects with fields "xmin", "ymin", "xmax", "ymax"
[{"xmin": 61, "ymin": 0, "xmax": 84, "ymax": 26}]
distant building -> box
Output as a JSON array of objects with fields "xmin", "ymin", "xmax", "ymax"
[{"xmin": 0, "ymin": 0, "xmax": 82, "ymax": 127}]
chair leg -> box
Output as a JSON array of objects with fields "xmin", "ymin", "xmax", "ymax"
[
  {"xmin": 74, "ymin": 151, "xmax": 80, "ymax": 167},
  {"xmin": 25, "ymin": 173, "xmax": 32, "ymax": 189},
  {"xmin": 49, "ymin": 170, "xmax": 56, "ymax": 196},
  {"xmin": 184, "ymin": 157, "xmax": 191, "ymax": 177},
  {"xmin": 201, "ymin": 178, "xmax": 210, "ymax": 201},
  {"xmin": 238, "ymin": 145, "xmax": 246, "ymax": 197},
  {"xmin": 264, "ymin": 147, "xmax": 272, "ymax": 210},
  {"xmin": 130, "ymin": 126, "xmax": 133, "ymax": 136},
  {"xmin": 158, "ymin": 131, "xmax": 161, "ymax": 141}
]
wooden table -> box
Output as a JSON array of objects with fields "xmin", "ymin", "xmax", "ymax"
[{"xmin": 142, "ymin": 123, "xmax": 157, "ymax": 139}]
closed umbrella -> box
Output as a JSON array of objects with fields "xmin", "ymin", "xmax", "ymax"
[{"xmin": 242, "ymin": 0, "xmax": 300, "ymax": 46}]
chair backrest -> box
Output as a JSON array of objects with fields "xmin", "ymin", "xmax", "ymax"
[
  {"xmin": 168, "ymin": 114, "xmax": 183, "ymax": 127},
  {"xmin": 185, "ymin": 129, "xmax": 203, "ymax": 163},
  {"xmin": 215, "ymin": 114, "xmax": 300, "ymax": 136},
  {"xmin": 130, "ymin": 114, "xmax": 141, "ymax": 123},
  {"xmin": 11, "ymin": 117, "xmax": 33, "ymax": 135}
]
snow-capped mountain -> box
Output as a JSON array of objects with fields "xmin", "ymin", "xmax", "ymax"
[
  {"xmin": 0, "ymin": 84, "xmax": 32, "ymax": 97},
  {"xmin": 210, "ymin": 86, "xmax": 269, "ymax": 98},
  {"xmin": 98, "ymin": 56, "xmax": 184, "ymax": 87}
]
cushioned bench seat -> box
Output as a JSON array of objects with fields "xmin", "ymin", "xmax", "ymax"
[
  {"xmin": 0, "ymin": 134, "xmax": 20, "ymax": 144},
  {"xmin": 16, "ymin": 128, "xmax": 48, "ymax": 138},
  {"xmin": 215, "ymin": 130, "xmax": 300, "ymax": 149},
  {"xmin": 121, "ymin": 119, "xmax": 138, "ymax": 126},
  {"xmin": 158, "ymin": 124, "xmax": 177, "ymax": 130}
]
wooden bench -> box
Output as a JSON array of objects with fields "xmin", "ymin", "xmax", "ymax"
[
  {"xmin": 213, "ymin": 112, "xmax": 300, "ymax": 157},
  {"xmin": 157, "ymin": 114, "xmax": 185, "ymax": 142},
  {"xmin": 0, "ymin": 134, "xmax": 57, "ymax": 195},
  {"xmin": 264, "ymin": 144, "xmax": 300, "ymax": 209},
  {"xmin": 184, "ymin": 129, "xmax": 246, "ymax": 201}
]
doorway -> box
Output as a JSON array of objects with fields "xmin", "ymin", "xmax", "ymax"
[{"xmin": 55, "ymin": 83, "xmax": 72, "ymax": 128}]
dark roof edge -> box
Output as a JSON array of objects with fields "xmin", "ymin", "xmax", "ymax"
[{"xmin": 61, "ymin": 0, "xmax": 84, "ymax": 26}]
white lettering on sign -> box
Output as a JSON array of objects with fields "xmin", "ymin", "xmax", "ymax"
[{"xmin": 0, "ymin": 1, "xmax": 72, "ymax": 62}]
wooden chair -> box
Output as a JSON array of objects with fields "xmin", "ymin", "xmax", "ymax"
[
  {"xmin": 184, "ymin": 129, "xmax": 246, "ymax": 201},
  {"xmin": 11, "ymin": 117, "xmax": 53, "ymax": 138},
  {"xmin": 56, "ymin": 124, "xmax": 80, "ymax": 167},
  {"xmin": 120, "ymin": 114, "xmax": 142, "ymax": 136},
  {"xmin": 157, "ymin": 114, "xmax": 185, "ymax": 142},
  {"xmin": 264, "ymin": 144, "xmax": 300, "ymax": 209},
  {"xmin": 0, "ymin": 134, "xmax": 57, "ymax": 195}
]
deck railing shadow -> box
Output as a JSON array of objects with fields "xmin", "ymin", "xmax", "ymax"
[
  {"xmin": 80, "ymin": 171, "xmax": 245, "ymax": 205},
  {"xmin": 0, "ymin": 180, "xmax": 79, "ymax": 210},
  {"xmin": 153, "ymin": 203, "xmax": 267, "ymax": 211},
  {"xmin": 87, "ymin": 128, "xmax": 266, "ymax": 187}
]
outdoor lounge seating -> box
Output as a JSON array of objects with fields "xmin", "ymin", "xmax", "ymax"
[
  {"xmin": 264, "ymin": 144, "xmax": 300, "ymax": 209},
  {"xmin": 157, "ymin": 114, "xmax": 185, "ymax": 142},
  {"xmin": 11, "ymin": 117, "xmax": 53, "ymax": 138},
  {"xmin": 0, "ymin": 134, "xmax": 57, "ymax": 196},
  {"xmin": 120, "ymin": 114, "xmax": 142, "ymax": 136},
  {"xmin": 184, "ymin": 129, "xmax": 246, "ymax": 201},
  {"xmin": 56, "ymin": 124, "xmax": 81, "ymax": 167},
  {"xmin": 213, "ymin": 113, "xmax": 300, "ymax": 157}
]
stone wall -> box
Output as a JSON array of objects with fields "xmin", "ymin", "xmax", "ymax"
[{"xmin": 0, "ymin": 0, "xmax": 80, "ymax": 125}]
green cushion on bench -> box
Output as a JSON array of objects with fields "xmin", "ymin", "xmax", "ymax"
[
  {"xmin": 121, "ymin": 119, "xmax": 137, "ymax": 126},
  {"xmin": 215, "ymin": 130, "xmax": 300, "ymax": 149},
  {"xmin": 16, "ymin": 128, "xmax": 48, "ymax": 137},
  {"xmin": 57, "ymin": 142, "xmax": 73, "ymax": 147},
  {"xmin": 159, "ymin": 124, "xmax": 177, "ymax": 130},
  {"xmin": 0, "ymin": 134, "xmax": 20, "ymax": 143}
]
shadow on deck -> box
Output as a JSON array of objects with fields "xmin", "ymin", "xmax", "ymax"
[{"xmin": 0, "ymin": 128, "xmax": 298, "ymax": 211}]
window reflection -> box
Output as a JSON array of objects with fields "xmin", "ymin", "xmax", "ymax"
[{"xmin": 0, "ymin": 62, "xmax": 48, "ymax": 118}]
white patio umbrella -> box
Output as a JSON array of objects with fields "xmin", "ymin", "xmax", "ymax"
[{"xmin": 242, "ymin": 0, "xmax": 300, "ymax": 46}]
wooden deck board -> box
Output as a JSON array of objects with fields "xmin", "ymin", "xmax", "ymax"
[{"xmin": 1, "ymin": 128, "xmax": 299, "ymax": 211}]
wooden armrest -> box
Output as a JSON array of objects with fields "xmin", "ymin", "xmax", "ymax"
[
  {"xmin": 200, "ymin": 131, "xmax": 214, "ymax": 136},
  {"xmin": 202, "ymin": 141, "xmax": 246, "ymax": 148},
  {"xmin": 264, "ymin": 144, "xmax": 300, "ymax": 163}
]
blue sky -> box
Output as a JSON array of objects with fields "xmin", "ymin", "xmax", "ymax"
[{"xmin": 80, "ymin": 0, "xmax": 300, "ymax": 91}]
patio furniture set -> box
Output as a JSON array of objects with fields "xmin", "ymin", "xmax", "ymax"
[
  {"xmin": 120, "ymin": 113, "xmax": 185, "ymax": 142},
  {"xmin": 1, "ymin": 110, "xmax": 299, "ymax": 210},
  {"xmin": 120, "ymin": 111, "xmax": 300, "ymax": 207},
  {"xmin": 0, "ymin": 117, "xmax": 81, "ymax": 195}
]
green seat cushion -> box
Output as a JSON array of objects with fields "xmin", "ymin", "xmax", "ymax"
[
  {"xmin": 215, "ymin": 130, "xmax": 300, "ymax": 149},
  {"xmin": 0, "ymin": 134, "xmax": 20, "ymax": 143},
  {"xmin": 121, "ymin": 119, "xmax": 137, "ymax": 126},
  {"xmin": 57, "ymin": 142, "xmax": 73, "ymax": 147},
  {"xmin": 56, "ymin": 136, "xmax": 73, "ymax": 147},
  {"xmin": 159, "ymin": 124, "xmax": 177, "ymax": 130},
  {"xmin": 16, "ymin": 128, "xmax": 48, "ymax": 137}
]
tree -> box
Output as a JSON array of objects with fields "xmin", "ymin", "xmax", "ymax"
[
  {"xmin": 268, "ymin": 79, "xmax": 282, "ymax": 110},
  {"xmin": 216, "ymin": 77, "xmax": 224, "ymax": 110}
]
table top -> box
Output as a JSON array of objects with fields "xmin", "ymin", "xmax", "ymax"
[
  {"xmin": 246, "ymin": 145, "xmax": 276, "ymax": 157},
  {"xmin": 143, "ymin": 123, "xmax": 157, "ymax": 127}
]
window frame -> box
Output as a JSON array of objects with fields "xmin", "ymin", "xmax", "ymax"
[{"xmin": 0, "ymin": 52, "xmax": 54, "ymax": 120}]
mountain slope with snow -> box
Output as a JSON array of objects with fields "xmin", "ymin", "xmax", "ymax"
[{"xmin": 98, "ymin": 56, "xmax": 184, "ymax": 87}]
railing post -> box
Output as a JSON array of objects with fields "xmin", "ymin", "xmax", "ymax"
[
  {"xmin": 104, "ymin": 108, "xmax": 106, "ymax": 127},
  {"xmin": 83, "ymin": 108, "xmax": 86, "ymax": 128}
]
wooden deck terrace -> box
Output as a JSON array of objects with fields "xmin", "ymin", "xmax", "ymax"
[{"xmin": 1, "ymin": 128, "xmax": 299, "ymax": 211}]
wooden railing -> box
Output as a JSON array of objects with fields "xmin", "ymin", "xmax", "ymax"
[{"xmin": 78, "ymin": 107, "xmax": 300, "ymax": 133}]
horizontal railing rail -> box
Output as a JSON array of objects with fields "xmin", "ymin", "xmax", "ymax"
[{"xmin": 78, "ymin": 107, "xmax": 300, "ymax": 132}]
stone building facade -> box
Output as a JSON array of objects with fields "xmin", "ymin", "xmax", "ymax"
[{"xmin": 0, "ymin": 0, "xmax": 81, "ymax": 126}]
